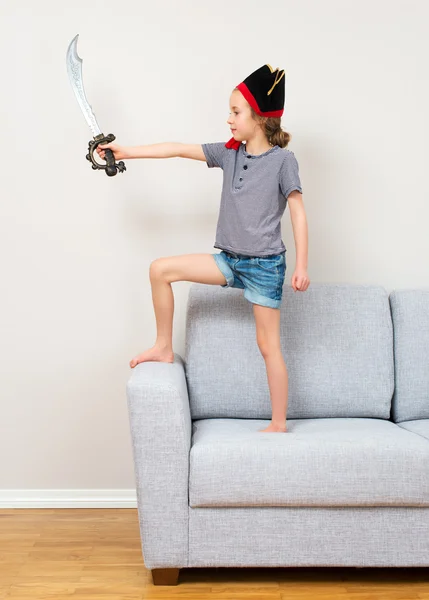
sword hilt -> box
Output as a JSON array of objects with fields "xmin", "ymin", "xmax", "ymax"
[{"xmin": 86, "ymin": 133, "xmax": 126, "ymax": 176}]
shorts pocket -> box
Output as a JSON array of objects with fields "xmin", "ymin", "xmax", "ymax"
[{"xmin": 255, "ymin": 254, "xmax": 285, "ymax": 272}]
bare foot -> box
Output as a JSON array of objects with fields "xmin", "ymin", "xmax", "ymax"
[
  {"xmin": 258, "ymin": 422, "xmax": 287, "ymax": 433},
  {"xmin": 129, "ymin": 345, "xmax": 174, "ymax": 368}
]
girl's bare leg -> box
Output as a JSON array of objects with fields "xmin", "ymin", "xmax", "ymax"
[
  {"xmin": 252, "ymin": 304, "xmax": 288, "ymax": 433},
  {"xmin": 130, "ymin": 254, "xmax": 227, "ymax": 368}
]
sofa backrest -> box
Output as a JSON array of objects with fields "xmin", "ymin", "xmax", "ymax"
[
  {"xmin": 184, "ymin": 282, "xmax": 394, "ymax": 420},
  {"xmin": 390, "ymin": 289, "xmax": 429, "ymax": 422}
]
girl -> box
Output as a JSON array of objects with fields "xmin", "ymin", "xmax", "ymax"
[{"xmin": 97, "ymin": 64, "xmax": 310, "ymax": 433}]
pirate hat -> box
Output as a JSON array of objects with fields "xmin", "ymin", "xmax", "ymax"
[{"xmin": 226, "ymin": 64, "xmax": 285, "ymax": 150}]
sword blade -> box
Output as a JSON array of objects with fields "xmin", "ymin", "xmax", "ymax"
[{"xmin": 66, "ymin": 34, "xmax": 102, "ymax": 137}]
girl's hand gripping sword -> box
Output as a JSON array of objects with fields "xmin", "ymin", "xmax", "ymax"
[{"xmin": 66, "ymin": 34, "xmax": 126, "ymax": 177}]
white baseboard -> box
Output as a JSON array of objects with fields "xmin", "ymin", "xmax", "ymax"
[{"xmin": 0, "ymin": 489, "xmax": 138, "ymax": 508}]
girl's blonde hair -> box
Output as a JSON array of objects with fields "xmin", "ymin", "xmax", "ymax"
[{"xmin": 233, "ymin": 87, "xmax": 291, "ymax": 148}]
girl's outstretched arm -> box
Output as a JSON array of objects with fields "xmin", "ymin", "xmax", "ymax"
[
  {"xmin": 97, "ymin": 142, "xmax": 206, "ymax": 161},
  {"xmin": 127, "ymin": 143, "xmax": 206, "ymax": 161}
]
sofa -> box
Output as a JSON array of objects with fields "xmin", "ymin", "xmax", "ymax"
[{"xmin": 126, "ymin": 282, "xmax": 429, "ymax": 586}]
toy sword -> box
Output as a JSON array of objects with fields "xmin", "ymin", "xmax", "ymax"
[{"xmin": 66, "ymin": 34, "xmax": 126, "ymax": 177}]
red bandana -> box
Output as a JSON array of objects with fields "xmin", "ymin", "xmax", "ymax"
[{"xmin": 225, "ymin": 136, "xmax": 241, "ymax": 151}]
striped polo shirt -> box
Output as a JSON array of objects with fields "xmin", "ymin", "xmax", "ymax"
[{"xmin": 201, "ymin": 141, "xmax": 302, "ymax": 257}]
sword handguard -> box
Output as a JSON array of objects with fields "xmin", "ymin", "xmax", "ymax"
[{"xmin": 86, "ymin": 133, "xmax": 126, "ymax": 177}]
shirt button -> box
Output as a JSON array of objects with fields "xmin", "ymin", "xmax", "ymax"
[
  {"xmin": 239, "ymin": 177, "xmax": 243, "ymax": 181},
  {"xmin": 243, "ymin": 165, "xmax": 248, "ymax": 170}
]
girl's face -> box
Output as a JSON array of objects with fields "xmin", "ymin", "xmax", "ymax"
[{"xmin": 226, "ymin": 92, "xmax": 259, "ymax": 141}]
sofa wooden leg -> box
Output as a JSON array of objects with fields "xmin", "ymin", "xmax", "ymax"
[{"xmin": 151, "ymin": 568, "xmax": 180, "ymax": 585}]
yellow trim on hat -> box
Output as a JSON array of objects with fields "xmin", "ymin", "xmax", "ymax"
[{"xmin": 267, "ymin": 69, "xmax": 285, "ymax": 95}]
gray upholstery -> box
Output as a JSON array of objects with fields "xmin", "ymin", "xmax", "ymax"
[
  {"xmin": 188, "ymin": 507, "xmax": 429, "ymax": 567},
  {"xmin": 397, "ymin": 419, "xmax": 429, "ymax": 439},
  {"xmin": 126, "ymin": 283, "xmax": 429, "ymax": 571},
  {"xmin": 189, "ymin": 417, "xmax": 429, "ymax": 507},
  {"xmin": 390, "ymin": 289, "xmax": 429, "ymax": 422},
  {"xmin": 126, "ymin": 355, "xmax": 191, "ymax": 568},
  {"xmin": 185, "ymin": 283, "xmax": 393, "ymax": 420}
]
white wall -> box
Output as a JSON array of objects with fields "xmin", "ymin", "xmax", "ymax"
[{"xmin": 1, "ymin": 0, "xmax": 428, "ymax": 506}]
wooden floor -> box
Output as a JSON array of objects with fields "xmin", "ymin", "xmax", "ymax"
[{"xmin": 1, "ymin": 508, "xmax": 428, "ymax": 599}]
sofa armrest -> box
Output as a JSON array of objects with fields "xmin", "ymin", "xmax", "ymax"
[{"xmin": 126, "ymin": 352, "xmax": 191, "ymax": 569}]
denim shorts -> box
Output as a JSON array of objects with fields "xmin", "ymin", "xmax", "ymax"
[{"xmin": 212, "ymin": 250, "xmax": 287, "ymax": 309}]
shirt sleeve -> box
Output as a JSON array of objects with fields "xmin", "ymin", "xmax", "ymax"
[
  {"xmin": 201, "ymin": 142, "xmax": 228, "ymax": 169},
  {"xmin": 279, "ymin": 151, "xmax": 303, "ymax": 199}
]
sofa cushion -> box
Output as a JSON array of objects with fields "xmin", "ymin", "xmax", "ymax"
[
  {"xmin": 189, "ymin": 418, "xmax": 429, "ymax": 507},
  {"xmin": 390, "ymin": 289, "xmax": 429, "ymax": 422},
  {"xmin": 185, "ymin": 283, "xmax": 393, "ymax": 420},
  {"xmin": 397, "ymin": 419, "xmax": 429, "ymax": 440}
]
